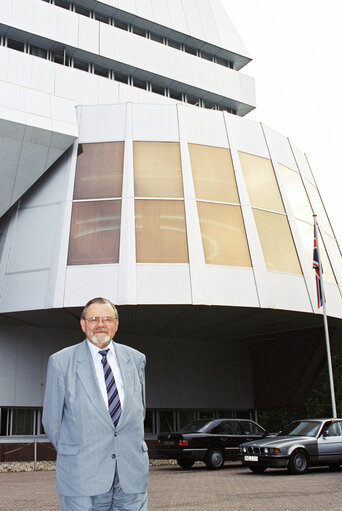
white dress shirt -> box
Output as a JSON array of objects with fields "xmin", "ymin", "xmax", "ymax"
[{"xmin": 87, "ymin": 339, "xmax": 125, "ymax": 408}]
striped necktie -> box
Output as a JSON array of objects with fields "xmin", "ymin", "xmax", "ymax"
[{"xmin": 98, "ymin": 349, "xmax": 122, "ymax": 427}]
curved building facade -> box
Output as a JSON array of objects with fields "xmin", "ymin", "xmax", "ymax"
[{"xmin": 0, "ymin": 0, "xmax": 341, "ymax": 438}]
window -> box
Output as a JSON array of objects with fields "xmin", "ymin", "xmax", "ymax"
[
  {"xmin": 169, "ymin": 89, "xmax": 183, "ymax": 101},
  {"xmin": 150, "ymin": 32, "xmax": 164, "ymax": 43},
  {"xmin": 68, "ymin": 200, "xmax": 121, "ymax": 265},
  {"xmin": 52, "ymin": 48, "xmax": 65, "ymax": 65},
  {"xmin": 186, "ymin": 94, "xmax": 199, "ymax": 106},
  {"xmin": 151, "ymin": 84, "xmax": 165, "ymax": 96},
  {"xmin": 114, "ymin": 72, "xmax": 129, "ymax": 84},
  {"xmin": 189, "ymin": 144, "xmax": 239, "ymax": 204},
  {"xmin": 239, "ymin": 421, "xmax": 264, "ymax": 435},
  {"xmin": 133, "ymin": 77, "xmax": 147, "ymax": 90},
  {"xmin": 95, "ymin": 12, "xmax": 110, "ymax": 24},
  {"xmin": 201, "ymin": 51, "xmax": 213, "ymax": 62},
  {"xmin": 54, "ymin": 0, "xmax": 69, "ymax": 9},
  {"xmin": 135, "ymin": 200, "xmax": 188, "ymax": 263},
  {"xmin": 114, "ymin": 19, "xmax": 128, "ymax": 31},
  {"xmin": 132, "ymin": 25, "xmax": 146, "ymax": 37},
  {"xmin": 159, "ymin": 411, "xmax": 175, "ymax": 433},
  {"xmin": 216, "ymin": 56, "xmax": 229, "ymax": 67},
  {"xmin": 238, "ymin": 152, "xmax": 284, "ymax": 213},
  {"xmin": 212, "ymin": 421, "xmax": 240, "ymax": 435},
  {"xmin": 11, "ymin": 409, "xmax": 35, "ymax": 435},
  {"xmin": 133, "ymin": 142, "xmax": 183, "ymax": 198},
  {"xmin": 73, "ymin": 58, "xmax": 89, "ymax": 71},
  {"xmin": 7, "ymin": 38, "xmax": 25, "ymax": 52},
  {"xmin": 184, "ymin": 45, "xmax": 197, "ymax": 56},
  {"xmin": 167, "ymin": 39, "xmax": 181, "ymax": 50},
  {"xmin": 253, "ymin": 209, "xmax": 301, "ymax": 274},
  {"xmin": 94, "ymin": 64, "xmax": 109, "ymax": 78},
  {"xmin": 197, "ymin": 202, "xmax": 251, "ymax": 267},
  {"xmin": 74, "ymin": 4, "xmax": 90, "ymax": 17},
  {"xmin": 29, "ymin": 45, "xmax": 47, "ymax": 59},
  {"xmin": 74, "ymin": 142, "xmax": 124, "ymax": 200},
  {"xmin": 278, "ymin": 163, "xmax": 312, "ymax": 223}
]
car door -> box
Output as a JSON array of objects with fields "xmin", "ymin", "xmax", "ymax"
[
  {"xmin": 209, "ymin": 420, "xmax": 241, "ymax": 459},
  {"xmin": 317, "ymin": 421, "xmax": 342, "ymax": 463},
  {"xmin": 238, "ymin": 420, "xmax": 266, "ymax": 443}
]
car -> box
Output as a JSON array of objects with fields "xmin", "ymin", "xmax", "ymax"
[
  {"xmin": 157, "ymin": 418, "xmax": 267, "ymax": 469},
  {"xmin": 240, "ymin": 418, "xmax": 342, "ymax": 474}
]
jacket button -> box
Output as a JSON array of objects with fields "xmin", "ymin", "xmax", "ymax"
[
  {"xmin": 114, "ymin": 432, "xmax": 118, "ymax": 436},
  {"xmin": 112, "ymin": 454, "xmax": 116, "ymax": 459}
]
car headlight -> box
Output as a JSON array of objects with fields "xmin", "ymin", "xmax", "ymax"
[
  {"xmin": 241, "ymin": 446, "xmax": 247, "ymax": 453},
  {"xmin": 263, "ymin": 447, "xmax": 281, "ymax": 454}
]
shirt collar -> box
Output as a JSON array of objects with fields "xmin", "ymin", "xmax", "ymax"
[{"xmin": 87, "ymin": 339, "xmax": 114, "ymax": 357}]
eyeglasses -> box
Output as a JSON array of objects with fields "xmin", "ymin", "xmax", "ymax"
[{"xmin": 84, "ymin": 317, "xmax": 116, "ymax": 324}]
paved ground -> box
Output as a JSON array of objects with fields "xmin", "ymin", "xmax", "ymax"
[{"xmin": 0, "ymin": 462, "xmax": 341, "ymax": 510}]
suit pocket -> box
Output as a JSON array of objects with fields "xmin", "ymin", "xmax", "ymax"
[
  {"xmin": 142, "ymin": 441, "xmax": 148, "ymax": 452},
  {"xmin": 58, "ymin": 443, "xmax": 80, "ymax": 455}
]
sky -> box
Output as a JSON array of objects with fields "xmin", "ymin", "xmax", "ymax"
[{"xmin": 222, "ymin": 0, "xmax": 342, "ymax": 247}]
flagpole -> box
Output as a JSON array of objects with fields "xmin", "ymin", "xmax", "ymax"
[{"xmin": 313, "ymin": 215, "xmax": 337, "ymax": 418}]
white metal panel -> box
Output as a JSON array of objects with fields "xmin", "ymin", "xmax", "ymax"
[
  {"xmin": 206, "ymin": 266, "xmax": 259, "ymax": 307},
  {"xmin": 73, "ymin": 71, "xmax": 99, "ymax": 106},
  {"xmin": 150, "ymin": 0, "xmax": 173, "ymax": 29},
  {"xmin": 34, "ymin": 0, "xmax": 58, "ymax": 41},
  {"xmin": 166, "ymin": 0, "xmax": 189, "ymax": 34},
  {"xmin": 182, "ymin": 0, "xmax": 206, "ymax": 40},
  {"xmin": 0, "ymin": 271, "xmax": 50, "ymax": 312},
  {"xmin": 209, "ymin": 0, "xmax": 251, "ymax": 57},
  {"xmin": 6, "ymin": 204, "xmax": 59, "ymax": 273},
  {"xmin": 24, "ymin": 88, "xmax": 51, "ymax": 119},
  {"xmin": 117, "ymin": 0, "xmax": 137, "ymax": 15},
  {"xmin": 56, "ymin": 5, "xmax": 78, "ymax": 47},
  {"xmin": 0, "ymin": 47, "xmax": 9, "ymax": 82},
  {"xmin": 194, "ymin": 0, "xmax": 220, "ymax": 44},
  {"xmin": 225, "ymin": 114, "xmax": 269, "ymax": 158},
  {"xmin": 180, "ymin": 107, "xmax": 228, "ymax": 147},
  {"xmin": 134, "ymin": 0, "xmax": 155, "ymax": 22},
  {"xmin": 291, "ymin": 143, "xmax": 316, "ymax": 183},
  {"xmin": 10, "ymin": 0, "xmax": 36, "ymax": 35},
  {"xmin": 31, "ymin": 58, "xmax": 55, "ymax": 95},
  {"xmin": 136, "ymin": 265, "xmax": 192, "ymax": 304},
  {"xmin": 260, "ymin": 273, "xmax": 312, "ymax": 312},
  {"xmin": 323, "ymin": 234, "xmax": 342, "ymax": 290},
  {"xmin": 262, "ymin": 124, "xmax": 298, "ymax": 170},
  {"xmin": 97, "ymin": 77, "xmax": 120, "ymax": 105},
  {"xmin": 7, "ymin": 50, "xmax": 31, "ymax": 88},
  {"xmin": 78, "ymin": 104, "xmax": 126, "ymax": 142},
  {"xmin": 78, "ymin": 15, "xmax": 99, "ymax": 54},
  {"xmin": 324, "ymin": 283, "xmax": 342, "ymax": 319},
  {"xmin": 132, "ymin": 103, "xmax": 179, "ymax": 141},
  {"xmin": 64, "ymin": 265, "xmax": 119, "ymax": 307}
]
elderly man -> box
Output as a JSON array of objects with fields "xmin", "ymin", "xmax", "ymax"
[{"xmin": 43, "ymin": 297, "xmax": 148, "ymax": 511}]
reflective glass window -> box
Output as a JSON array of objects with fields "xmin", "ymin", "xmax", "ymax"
[
  {"xmin": 135, "ymin": 200, "xmax": 188, "ymax": 263},
  {"xmin": 68, "ymin": 200, "xmax": 121, "ymax": 265},
  {"xmin": 189, "ymin": 144, "xmax": 239, "ymax": 204},
  {"xmin": 11, "ymin": 409, "xmax": 35, "ymax": 435},
  {"xmin": 278, "ymin": 163, "xmax": 312, "ymax": 223},
  {"xmin": 304, "ymin": 180, "xmax": 334, "ymax": 236},
  {"xmin": 73, "ymin": 142, "xmax": 124, "ymax": 200},
  {"xmin": 197, "ymin": 202, "xmax": 251, "ymax": 267},
  {"xmin": 253, "ymin": 209, "xmax": 301, "ymax": 274},
  {"xmin": 239, "ymin": 152, "xmax": 284, "ymax": 212},
  {"xmin": 133, "ymin": 142, "xmax": 183, "ymax": 198}
]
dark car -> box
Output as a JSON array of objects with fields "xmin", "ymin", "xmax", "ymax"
[
  {"xmin": 157, "ymin": 418, "xmax": 267, "ymax": 469},
  {"xmin": 240, "ymin": 418, "xmax": 342, "ymax": 474}
]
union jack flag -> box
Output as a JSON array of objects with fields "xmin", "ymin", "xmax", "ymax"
[{"xmin": 313, "ymin": 220, "xmax": 325, "ymax": 308}]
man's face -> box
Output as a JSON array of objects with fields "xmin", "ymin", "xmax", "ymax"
[{"xmin": 80, "ymin": 303, "xmax": 119, "ymax": 348}]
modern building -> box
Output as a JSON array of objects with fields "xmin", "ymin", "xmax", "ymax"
[{"xmin": 0, "ymin": 0, "xmax": 341, "ymax": 442}]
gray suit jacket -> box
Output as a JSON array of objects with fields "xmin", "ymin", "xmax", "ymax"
[{"xmin": 42, "ymin": 340, "xmax": 148, "ymax": 497}]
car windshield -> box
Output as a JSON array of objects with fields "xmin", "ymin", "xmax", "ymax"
[
  {"xmin": 180, "ymin": 419, "xmax": 215, "ymax": 433},
  {"xmin": 280, "ymin": 420, "xmax": 321, "ymax": 437}
]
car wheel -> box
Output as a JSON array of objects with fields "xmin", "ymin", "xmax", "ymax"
[
  {"xmin": 287, "ymin": 450, "xmax": 308, "ymax": 475},
  {"xmin": 205, "ymin": 449, "xmax": 225, "ymax": 470},
  {"xmin": 249, "ymin": 465, "xmax": 267, "ymax": 474},
  {"xmin": 177, "ymin": 458, "xmax": 195, "ymax": 469},
  {"xmin": 328, "ymin": 463, "xmax": 340, "ymax": 471}
]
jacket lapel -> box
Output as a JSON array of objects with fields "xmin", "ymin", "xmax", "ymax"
[{"xmin": 76, "ymin": 340, "xmax": 114, "ymax": 428}]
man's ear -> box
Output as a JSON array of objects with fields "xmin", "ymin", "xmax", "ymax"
[{"xmin": 80, "ymin": 318, "xmax": 86, "ymax": 333}]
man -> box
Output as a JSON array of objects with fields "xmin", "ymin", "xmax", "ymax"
[{"xmin": 43, "ymin": 297, "xmax": 148, "ymax": 511}]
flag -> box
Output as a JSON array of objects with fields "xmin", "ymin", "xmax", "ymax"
[{"xmin": 313, "ymin": 221, "xmax": 325, "ymax": 308}]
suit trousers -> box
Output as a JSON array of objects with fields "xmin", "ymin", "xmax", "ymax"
[{"xmin": 59, "ymin": 470, "xmax": 148, "ymax": 511}]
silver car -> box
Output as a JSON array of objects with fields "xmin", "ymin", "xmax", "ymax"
[{"xmin": 240, "ymin": 418, "xmax": 342, "ymax": 474}]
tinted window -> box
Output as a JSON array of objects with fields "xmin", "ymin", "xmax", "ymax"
[
  {"xmin": 211, "ymin": 421, "xmax": 240, "ymax": 435},
  {"xmin": 239, "ymin": 421, "xmax": 265, "ymax": 435},
  {"xmin": 180, "ymin": 420, "xmax": 215, "ymax": 433},
  {"xmin": 282, "ymin": 421, "xmax": 321, "ymax": 437}
]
